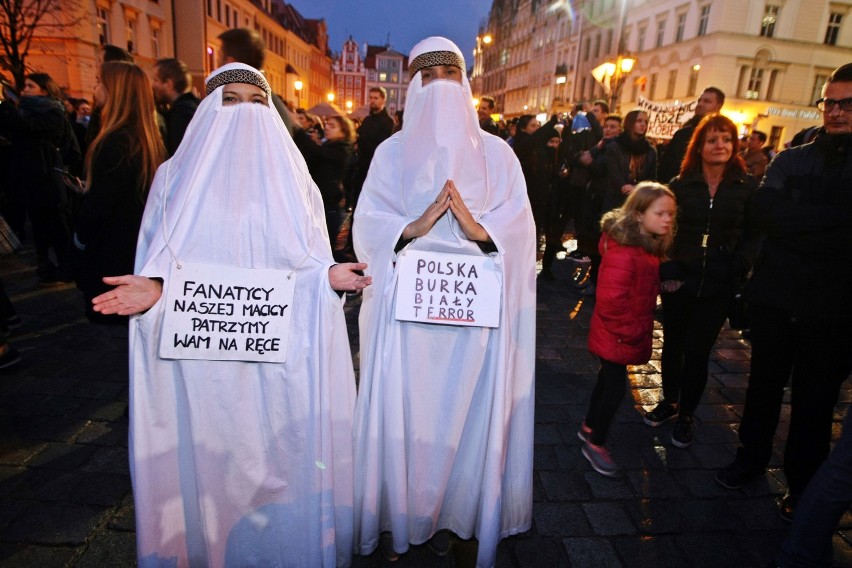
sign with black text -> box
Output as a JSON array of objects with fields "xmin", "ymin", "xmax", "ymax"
[
  {"xmin": 395, "ymin": 250, "xmax": 501, "ymax": 328},
  {"xmin": 638, "ymin": 96, "xmax": 698, "ymax": 140},
  {"xmin": 159, "ymin": 262, "xmax": 295, "ymax": 362}
]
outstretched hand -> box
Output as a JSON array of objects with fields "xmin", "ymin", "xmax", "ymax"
[
  {"xmin": 447, "ymin": 180, "xmax": 490, "ymax": 242},
  {"xmin": 329, "ymin": 263, "xmax": 372, "ymax": 291},
  {"xmin": 91, "ymin": 275, "xmax": 163, "ymax": 316}
]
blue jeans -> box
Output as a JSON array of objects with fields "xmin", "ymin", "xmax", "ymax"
[{"xmin": 777, "ymin": 403, "xmax": 852, "ymax": 567}]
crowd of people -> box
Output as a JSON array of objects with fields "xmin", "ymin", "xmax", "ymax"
[{"xmin": 0, "ymin": 25, "xmax": 849, "ymax": 568}]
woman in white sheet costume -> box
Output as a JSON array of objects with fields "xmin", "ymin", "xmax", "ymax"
[
  {"xmin": 352, "ymin": 37, "xmax": 537, "ymax": 567},
  {"xmin": 91, "ymin": 63, "xmax": 370, "ymax": 567}
]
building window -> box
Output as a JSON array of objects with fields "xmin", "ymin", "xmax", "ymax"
[
  {"xmin": 812, "ymin": 74, "xmax": 829, "ymax": 103},
  {"xmin": 761, "ymin": 5, "xmax": 779, "ymax": 37},
  {"xmin": 746, "ymin": 67, "xmax": 764, "ymax": 99},
  {"xmin": 207, "ymin": 45, "xmax": 216, "ymax": 75},
  {"xmin": 825, "ymin": 12, "xmax": 842, "ymax": 45},
  {"xmin": 637, "ymin": 25, "xmax": 646, "ymax": 52},
  {"xmin": 126, "ymin": 18, "xmax": 136, "ymax": 53},
  {"xmin": 583, "ymin": 37, "xmax": 590, "ymax": 61},
  {"xmin": 655, "ymin": 20, "xmax": 666, "ymax": 48},
  {"xmin": 379, "ymin": 72, "xmax": 387, "ymax": 82},
  {"xmin": 666, "ymin": 69, "xmax": 677, "ymax": 98},
  {"xmin": 151, "ymin": 26, "xmax": 160, "ymax": 58},
  {"xmin": 676, "ymin": 13, "xmax": 686, "ymax": 42},
  {"xmin": 593, "ymin": 33, "xmax": 601, "ymax": 58},
  {"xmin": 207, "ymin": 0, "xmax": 213, "ymax": 17},
  {"xmin": 649, "ymin": 72, "xmax": 658, "ymax": 99},
  {"xmin": 96, "ymin": 7, "xmax": 110, "ymax": 45},
  {"xmin": 687, "ymin": 65, "xmax": 700, "ymax": 96},
  {"xmin": 346, "ymin": 76, "xmax": 352, "ymax": 87},
  {"xmin": 605, "ymin": 29, "xmax": 613, "ymax": 54},
  {"xmin": 698, "ymin": 5, "xmax": 710, "ymax": 36},
  {"xmin": 225, "ymin": 4, "xmax": 230, "ymax": 27},
  {"xmin": 232, "ymin": 9, "xmax": 239, "ymax": 28}
]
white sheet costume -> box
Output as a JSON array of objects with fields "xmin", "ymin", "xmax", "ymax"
[
  {"xmin": 352, "ymin": 38, "xmax": 536, "ymax": 567},
  {"xmin": 128, "ymin": 63, "xmax": 354, "ymax": 567}
]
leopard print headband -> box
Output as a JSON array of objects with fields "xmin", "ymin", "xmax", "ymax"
[
  {"xmin": 205, "ymin": 68, "xmax": 271, "ymax": 99},
  {"xmin": 409, "ymin": 51, "xmax": 465, "ymax": 79}
]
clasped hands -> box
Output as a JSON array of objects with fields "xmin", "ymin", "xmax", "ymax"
[{"xmin": 402, "ymin": 180, "xmax": 490, "ymax": 243}]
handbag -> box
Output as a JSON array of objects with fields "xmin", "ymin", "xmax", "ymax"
[{"xmin": 0, "ymin": 215, "xmax": 21, "ymax": 257}]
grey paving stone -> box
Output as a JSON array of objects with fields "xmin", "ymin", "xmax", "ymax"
[
  {"xmin": 75, "ymin": 420, "xmax": 128, "ymax": 447},
  {"xmin": 11, "ymin": 468, "xmax": 84, "ymax": 501},
  {"xmin": 625, "ymin": 468, "xmax": 687, "ymax": 499},
  {"xmin": 623, "ymin": 498, "xmax": 685, "ymax": 535},
  {"xmin": 28, "ymin": 443, "xmax": 97, "ymax": 471},
  {"xmin": 613, "ymin": 535, "xmax": 686, "ymax": 567},
  {"xmin": 80, "ymin": 446, "xmax": 130, "ymax": 475},
  {"xmin": 534, "ymin": 503, "xmax": 592, "ymax": 538},
  {"xmin": 562, "ymin": 537, "xmax": 622, "ymax": 568},
  {"xmin": 0, "ymin": 503, "xmax": 107, "ymax": 545},
  {"xmin": 534, "ymin": 444, "xmax": 560, "ymax": 471},
  {"xmin": 538, "ymin": 471, "xmax": 593, "ymax": 501},
  {"xmin": 582, "ymin": 502, "xmax": 636, "ymax": 536},
  {"xmin": 74, "ymin": 531, "xmax": 137, "ymax": 568},
  {"xmin": 674, "ymin": 533, "xmax": 756, "ymax": 568},
  {"xmin": 0, "ymin": 543, "xmax": 76, "ymax": 568},
  {"xmin": 677, "ymin": 499, "xmax": 743, "ymax": 532},
  {"xmin": 69, "ymin": 472, "xmax": 131, "ymax": 507},
  {"xmin": 583, "ymin": 472, "xmax": 635, "ymax": 500},
  {"xmin": 511, "ymin": 535, "xmax": 570, "ymax": 568},
  {"xmin": 726, "ymin": 498, "xmax": 790, "ymax": 530},
  {"xmin": 107, "ymin": 494, "xmax": 136, "ymax": 532}
]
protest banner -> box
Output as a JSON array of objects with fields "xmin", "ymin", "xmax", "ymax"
[
  {"xmin": 159, "ymin": 262, "xmax": 296, "ymax": 362},
  {"xmin": 395, "ymin": 250, "xmax": 502, "ymax": 328},
  {"xmin": 638, "ymin": 96, "xmax": 698, "ymax": 140}
]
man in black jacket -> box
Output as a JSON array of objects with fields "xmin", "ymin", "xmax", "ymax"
[
  {"xmin": 477, "ymin": 96, "xmax": 499, "ymax": 135},
  {"xmin": 715, "ymin": 64, "xmax": 852, "ymax": 523},
  {"xmin": 152, "ymin": 58, "xmax": 200, "ymax": 156},
  {"xmin": 657, "ymin": 87, "xmax": 724, "ymax": 183},
  {"xmin": 354, "ymin": 87, "xmax": 394, "ymax": 200}
]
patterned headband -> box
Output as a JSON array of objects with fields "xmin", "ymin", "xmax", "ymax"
[
  {"xmin": 409, "ymin": 51, "xmax": 465, "ymax": 79},
  {"xmin": 205, "ymin": 68, "xmax": 271, "ymax": 99}
]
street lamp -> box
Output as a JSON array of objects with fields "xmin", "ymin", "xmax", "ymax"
[
  {"xmin": 327, "ymin": 92, "xmax": 335, "ymax": 103},
  {"xmin": 345, "ymin": 100, "xmax": 353, "ymax": 112},
  {"xmin": 294, "ymin": 80, "xmax": 303, "ymax": 107},
  {"xmin": 591, "ymin": 55, "xmax": 636, "ymax": 112}
]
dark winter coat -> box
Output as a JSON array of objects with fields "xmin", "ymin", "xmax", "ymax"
[
  {"xmin": 657, "ymin": 114, "xmax": 701, "ymax": 184},
  {"xmin": 588, "ymin": 230, "xmax": 661, "ymax": 365},
  {"xmin": 356, "ymin": 108, "xmax": 394, "ymax": 172},
  {"xmin": 748, "ymin": 133, "xmax": 852, "ymax": 322},
  {"xmin": 604, "ymin": 132, "xmax": 657, "ymax": 212},
  {"xmin": 660, "ymin": 170, "xmax": 761, "ymax": 298},
  {"xmin": 0, "ymin": 96, "xmax": 80, "ymax": 207},
  {"xmin": 74, "ymin": 127, "xmax": 147, "ymax": 304},
  {"xmin": 163, "ymin": 91, "xmax": 200, "ymax": 156},
  {"xmin": 301, "ymin": 137, "xmax": 354, "ymax": 210}
]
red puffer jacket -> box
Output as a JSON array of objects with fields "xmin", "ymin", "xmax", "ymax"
[{"xmin": 588, "ymin": 232, "xmax": 660, "ymax": 365}]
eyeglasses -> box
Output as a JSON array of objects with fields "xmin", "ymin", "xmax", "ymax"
[{"xmin": 816, "ymin": 98, "xmax": 852, "ymax": 112}]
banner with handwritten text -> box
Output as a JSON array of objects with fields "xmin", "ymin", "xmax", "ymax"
[
  {"xmin": 637, "ymin": 96, "xmax": 698, "ymax": 140},
  {"xmin": 159, "ymin": 262, "xmax": 296, "ymax": 362},
  {"xmin": 395, "ymin": 250, "xmax": 501, "ymax": 328}
]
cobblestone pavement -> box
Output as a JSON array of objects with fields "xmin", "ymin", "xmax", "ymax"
[{"xmin": 0, "ymin": 250, "xmax": 849, "ymax": 567}]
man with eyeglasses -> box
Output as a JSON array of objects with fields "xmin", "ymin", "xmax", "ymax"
[{"xmin": 716, "ymin": 63, "xmax": 852, "ymax": 527}]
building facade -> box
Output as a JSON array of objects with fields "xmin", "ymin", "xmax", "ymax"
[
  {"xmin": 473, "ymin": 0, "xmax": 852, "ymax": 146},
  {"xmin": 7, "ymin": 0, "xmax": 332, "ymax": 108},
  {"xmin": 364, "ymin": 45, "xmax": 408, "ymax": 116},
  {"xmin": 332, "ymin": 37, "xmax": 367, "ymax": 112}
]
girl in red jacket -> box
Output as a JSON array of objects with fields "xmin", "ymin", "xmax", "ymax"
[{"xmin": 580, "ymin": 181, "xmax": 676, "ymax": 477}]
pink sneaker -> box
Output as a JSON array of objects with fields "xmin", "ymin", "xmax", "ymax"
[
  {"xmin": 582, "ymin": 441, "xmax": 619, "ymax": 477},
  {"xmin": 577, "ymin": 422, "xmax": 592, "ymax": 443}
]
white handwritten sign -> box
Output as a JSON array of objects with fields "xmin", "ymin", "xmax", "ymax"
[
  {"xmin": 395, "ymin": 250, "xmax": 501, "ymax": 328},
  {"xmin": 638, "ymin": 96, "xmax": 697, "ymax": 140},
  {"xmin": 159, "ymin": 262, "xmax": 296, "ymax": 362}
]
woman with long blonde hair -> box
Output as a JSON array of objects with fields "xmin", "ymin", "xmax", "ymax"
[{"xmin": 75, "ymin": 61, "xmax": 165, "ymax": 323}]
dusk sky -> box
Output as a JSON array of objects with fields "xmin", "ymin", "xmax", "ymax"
[{"xmin": 286, "ymin": 0, "xmax": 494, "ymax": 64}]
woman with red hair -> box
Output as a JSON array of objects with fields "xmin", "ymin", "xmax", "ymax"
[{"xmin": 644, "ymin": 113, "xmax": 762, "ymax": 448}]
